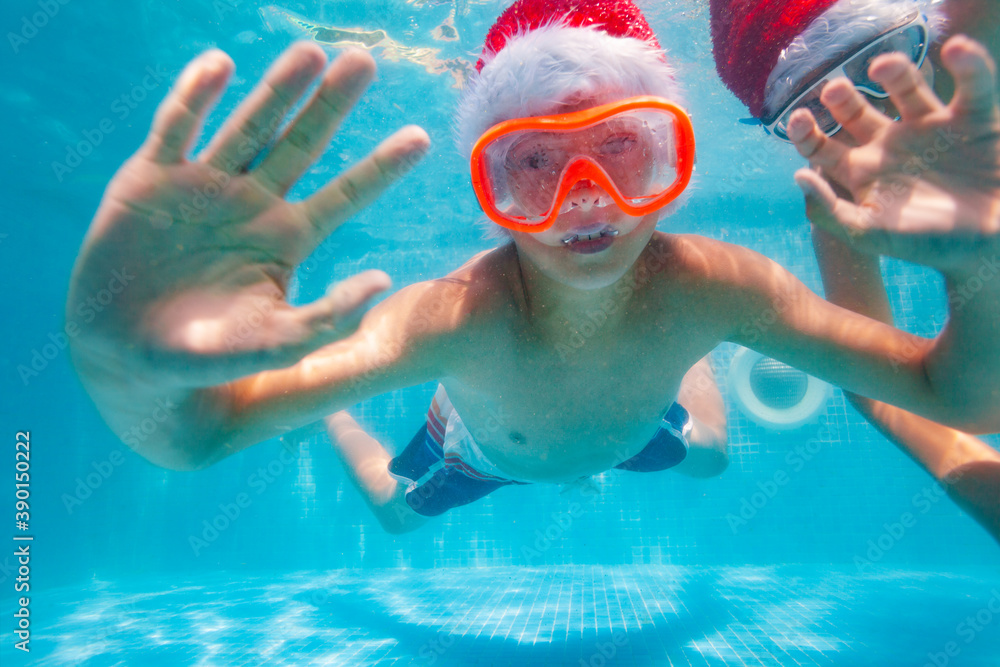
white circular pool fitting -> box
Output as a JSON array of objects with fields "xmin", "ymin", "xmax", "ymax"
[{"xmin": 727, "ymin": 347, "xmax": 831, "ymax": 430}]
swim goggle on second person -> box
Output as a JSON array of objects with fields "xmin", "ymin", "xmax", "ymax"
[
  {"xmin": 761, "ymin": 9, "xmax": 929, "ymax": 142},
  {"xmin": 470, "ymin": 96, "xmax": 695, "ymax": 233}
]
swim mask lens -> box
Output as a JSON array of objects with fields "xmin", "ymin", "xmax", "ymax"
[
  {"xmin": 763, "ymin": 10, "xmax": 929, "ymax": 142},
  {"xmin": 470, "ymin": 96, "xmax": 695, "ymax": 233}
]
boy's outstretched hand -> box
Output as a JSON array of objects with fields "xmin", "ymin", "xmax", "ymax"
[
  {"xmin": 69, "ymin": 43, "xmax": 429, "ymax": 389},
  {"xmin": 787, "ymin": 35, "xmax": 1000, "ymax": 279}
]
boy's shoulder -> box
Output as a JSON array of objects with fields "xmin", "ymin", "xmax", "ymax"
[
  {"xmin": 650, "ymin": 232, "xmax": 793, "ymax": 300},
  {"xmin": 651, "ymin": 232, "xmax": 761, "ymax": 278},
  {"xmin": 387, "ymin": 243, "xmax": 521, "ymax": 336}
]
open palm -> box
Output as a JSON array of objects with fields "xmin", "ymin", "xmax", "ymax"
[
  {"xmin": 68, "ymin": 43, "xmax": 428, "ymax": 388},
  {"xmin": 789, "ymin": 36, "xmax": 1000, "ymax": 276}
]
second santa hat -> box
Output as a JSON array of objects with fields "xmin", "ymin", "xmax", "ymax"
[{"xmin": 710, "ymin": 0, "xmax": 947, "ymax": 119}]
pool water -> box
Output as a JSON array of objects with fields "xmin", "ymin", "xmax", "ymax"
[
  {"xmin": 6, "ymin": 566, "xmax": 1000, "ymax": 666},
  {"xmin": 3, "ymin": 0, "xmax": 999, "ymax": 665}
]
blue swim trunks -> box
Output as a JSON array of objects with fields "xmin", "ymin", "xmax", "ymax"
[{"xmin": 388, "ymin": 386, "xmax": 691, "ymax": 517}]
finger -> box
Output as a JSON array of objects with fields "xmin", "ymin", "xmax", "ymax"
[
  {"xmin": 941, "ymin": 35, "xmax": 1000, "ymax": 126},
  {"xmin": 139, "ymin": 50, "xmax": 233, "ymax": 164},
  {"xmin": 787, "ymin": 108, "xmax": 850, "ymax": 173},
  {"xmin": 255, "ymin": 50, "xmax": 377, "ymax": 194},
  {"xmin": 199, "ymin": 41, "xmax": 327, "ymax": 173},
  {"xmin": 868, "ymin": 52, "xmax": 944, "ymax": 121},
  {"xmin": 820, "ymin": 77, "xmax": 891, "ymax": 143},
  {"xmin": 296, "ymin": 270, "xmax": 392, "ymax": 337},
  {"xmin": 794, "ymin": 168, "xmax": 877, "ymax": 248},
  {"xmin": 299, "ymin": 125, "xmax": 430, "ymax": 245}
]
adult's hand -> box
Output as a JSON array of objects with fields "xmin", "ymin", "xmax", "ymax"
[{"xmin": 788, "ymin": 35, "xmax": 1000, "ymax": 278}]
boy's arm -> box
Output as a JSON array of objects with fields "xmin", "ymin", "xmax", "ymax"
[
  {"xmin": 81, "ymin": 279, "xmax": 457, "ymax": 471},
  {"xmin": 218, "ymin": 280, "xmax": 464, "ymax": 462},
  {"xmin": 716, "ymin": 239, "xmax": 999, "ymax": 433}
]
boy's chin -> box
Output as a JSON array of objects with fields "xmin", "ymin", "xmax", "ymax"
[
  {"xmin": 539, "ymin": 254, "xmax": 637, "ymax": 291},
  {"xmin": 558, "ymin": 269, "xmax": 631, "ymax": 291},
  {"xmin": 512, "ymin": 212, "xmax": 658, "ymax": 290}
]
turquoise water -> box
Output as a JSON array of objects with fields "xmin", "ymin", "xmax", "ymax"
[
  {"xmin": 5, "ymin": 567, "xmax": 1000, "ymax": 665},
  {"xmin": 3, "ymin": 0, "xmax": 999, "ymax": 665}
]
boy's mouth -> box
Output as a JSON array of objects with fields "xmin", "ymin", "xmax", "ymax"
[{"xmin": 561, "ymin": 227, "xmax": 619, "ymax": 254}]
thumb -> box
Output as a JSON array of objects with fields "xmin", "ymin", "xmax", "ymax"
[
  {"xmin": 795, "ymin": 168, "xmax": 871, "ymax": 246},
  {"xmin": 297, "ymin": 269, "xmax": 392, "ymax": 338}
]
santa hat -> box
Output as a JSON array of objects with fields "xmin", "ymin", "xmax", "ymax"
[
  {"xmin": 455, "ymin": 0, "xmax": 683, "ymax": 157},
  {"xmin": 710, "ymin": 0, "xmax": 947, "ymax": 119}
]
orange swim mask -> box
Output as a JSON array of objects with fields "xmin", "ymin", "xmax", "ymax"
[{"xmin": 470, "ymin": 96, "xmax": 695, "ymax": 233}]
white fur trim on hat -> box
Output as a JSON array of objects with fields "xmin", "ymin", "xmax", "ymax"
[
  {"xmin": 454, "ymin": 23, "xmax": 684, "ymax": 159},
  {"xmin": 763, "ymin": 0, "xmax": 947, "ymax": 118}
]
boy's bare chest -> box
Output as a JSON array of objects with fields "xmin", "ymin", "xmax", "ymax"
[{"xmin": 445, "ymin": 304, "xmax": 713, "ymax": 482}]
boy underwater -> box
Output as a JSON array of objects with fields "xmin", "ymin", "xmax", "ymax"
[
  {"xmin": 711, "ymin": 0, "xmax": 1000, "ymax": 542},
  {"xmin": 68, "ymin": 0, "xmax": 1000, "ymax": 536}
]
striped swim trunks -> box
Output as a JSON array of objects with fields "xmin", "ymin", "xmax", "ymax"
[{"xmin": 387, "ymin": 385, "xmax": 691, "ymax": 517}]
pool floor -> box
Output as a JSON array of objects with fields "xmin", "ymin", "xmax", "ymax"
[{"xmin": 5, "ymin": 565, "xmax": 999, "ymax": 666}]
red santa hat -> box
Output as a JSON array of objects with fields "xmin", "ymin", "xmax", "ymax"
[
  {"xmin": 710, "ymin": 0, "xmax": 947, "ymax": 119},
  {"xmin": 455, "ymin": 0, "xmax": 683, "ymax": 156}
]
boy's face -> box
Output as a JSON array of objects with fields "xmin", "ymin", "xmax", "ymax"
[{"xmin": 492, "ymin": 94, "xmax": 674, "ymax": 290}]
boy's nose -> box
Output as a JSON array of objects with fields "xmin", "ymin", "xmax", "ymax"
[{"xmin": 563, "ymin": 179, "xmax": 606, "ymax": 212}]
